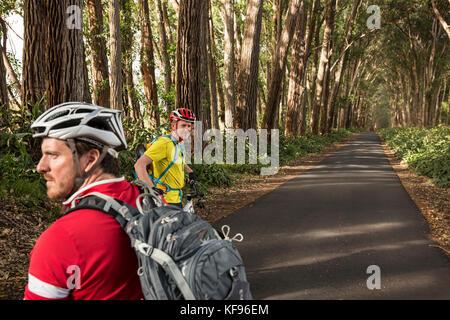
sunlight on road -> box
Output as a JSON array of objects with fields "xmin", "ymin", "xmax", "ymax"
[
  {"xmin": 264, "ymin": 270, "xmax": 441, "ymax": 300},
  {"xmin": 253, "ymin": 239, "xmax": 429, "ymax": 271}
]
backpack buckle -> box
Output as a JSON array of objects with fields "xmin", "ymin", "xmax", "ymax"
[{"xmin": 135, "ymin": 240, "xmax": 154, "ymax": 256}]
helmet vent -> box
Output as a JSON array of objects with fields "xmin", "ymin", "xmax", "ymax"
[
  {"xmin": 52, "ymin": 119, "xmax": 81, "ymax": 130},
  {"xmin": 47, "ymin": 110, "xmax": 70, "ymax": 121},
  {"xmin": 86, "ymin": 118, "xmax": 109, "ymax": 131},
  {"xmin": 74, "ymin": 108, "xmax": 93, "ymax": 114}
]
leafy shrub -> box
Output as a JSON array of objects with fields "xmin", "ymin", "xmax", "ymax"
[
  {"xmin": 378, "ymin": 125, "xmax": 450, "ymax": 187},
  {"xmin": 0, "ymin": 103, "xmax": 48, "ymax": 205}
]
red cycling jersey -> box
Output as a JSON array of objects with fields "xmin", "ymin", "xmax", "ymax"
[{"xmin": 24, "ymin": 177, "xmax": 144, "ymax": 300}]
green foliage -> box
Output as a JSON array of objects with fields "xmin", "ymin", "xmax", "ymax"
[
  {"xmin": 119, "ymin": 120, "xmax": 167, "ymax": 181},
  {"xmin": 379, "ymin": 126, "xmax": 450, "ymax": 187},
  {"xmin": 0, "ymin": 129, "xmax": 46, "ymax": 206},
  {"xmin": 0, "ymin": 101, "xmax": 47, "ymax": 202}
]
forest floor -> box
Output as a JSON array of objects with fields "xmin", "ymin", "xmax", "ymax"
[{"xmin": 1, "ymin": 131, "xmax": 448, "ymax": 299}]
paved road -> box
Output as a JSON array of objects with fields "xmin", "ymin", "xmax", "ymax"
[{"xmin": 215, "ymin": 132, "xmax": 450, "ymax": 299}]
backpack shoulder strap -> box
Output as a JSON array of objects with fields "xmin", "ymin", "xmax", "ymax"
[
  {"xmin": 64, "ymin": 192, "xmax": 139, "ymax": 229},
  {"xmin": 152, "ymin": 135, "xmax": 183, "ymax": 184},
  {"xmin": 150, "ymin": 134, "xmax": 176, "ymax": 147}
]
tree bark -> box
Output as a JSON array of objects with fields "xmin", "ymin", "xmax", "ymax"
[
  {"xmin": 22, "ymin": 0, "xmax": 48, "ymax": 111},
  {"xmin": 308, "ymin": 13, "xmax": 324, "ymax": 133},
  {"xmin": 86, "ymin": 0, "xmax": 110, "ymax": 108},
  {"xmin": 138, "ymin": 0, "xmax": 160, "ymax": 126},
  {"xmin": 221, "ymin": 0, "xmax": 235, "ymax": 129},
  {"xmin": 0, "ymin": 18, "xmax": 21, "ymax": 96},
  {"xmin": 206, "ymin": 0, "xmax": 220, "ymax": 129},
  {"xmin": 120, "ymin": 0, "xmax": 139, "ymax": 123},
  {"xmin": 310, "ymin": 0, "xmax": 336, "ymax": 135},
  {"xmin": 46, "ymin": 0, "xmax": 88, "ymax": 107},
  {"xmin": 109, "ymin": 0, "xmax": 122, "ymax": 110},
  {"xmin": 156, "ymin": 0, "xmax": 172, "ymax": 110},
  {"xmin": 235, "ymin": 0, "xmax": 264, "ymax": 130},
  {"xmin": 199, "ymin": 0, "xmax": 211, "ymax": 130},
  {"xmin": 319, "ymin": 55, "xmax": 331, "ymax": 134},
  {"xmin": 326, "ymin": 0, "xmax": 361, "ymax": 133},
  {"xmin": 0, "ymin": 31, "xmax": 8, "ymax": 107},
  {"xmin": 285, "ymin": 0, "xmax": 307, "ymax": 136},
  {"xmin": 175, "ymin": 0, "xmax": 203, "ymax": 119},
  {"xmin": 262, "ymin": 0, "xmax": 304, "ymax": 130}
]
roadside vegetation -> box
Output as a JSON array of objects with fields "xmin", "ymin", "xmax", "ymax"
[{"xmin": 378, "ymin": 126, "xmax": 450, "ymax": 188}]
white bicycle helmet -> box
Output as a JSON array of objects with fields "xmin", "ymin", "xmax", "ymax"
[{"xmin": 31, "ymin": 102, "xmax": 127, "ymax": 156}]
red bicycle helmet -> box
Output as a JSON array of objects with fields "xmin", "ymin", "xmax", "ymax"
[{"xmin": 169, "ymin": 108, "xmax": 196, "ymax": 123}]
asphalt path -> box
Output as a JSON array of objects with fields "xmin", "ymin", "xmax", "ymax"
[{"xmin": 215, "ymin": 132, "xmax": 450, "ymax": 299}]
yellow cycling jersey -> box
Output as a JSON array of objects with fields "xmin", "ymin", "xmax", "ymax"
[{"xmin": 144, "ymin": 135, "xmax": 185, "ymax": 203}]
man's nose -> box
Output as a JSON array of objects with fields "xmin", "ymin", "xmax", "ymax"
[{"xmin": 36, "ymin": 157, "xmax": 47, "ymax": 173}]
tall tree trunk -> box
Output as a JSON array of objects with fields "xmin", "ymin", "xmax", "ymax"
[
  {"xmin": 308, "ymin": 13, "xmax": 323, "ymax": 133},
  {"xmin": 109, "ymin": 0, "xmax": 122, "ymax": 110},
  {"xmin": 266, "ymin": 0, "xmax": 282, "ymax": 105},
  {"xmin": 0, "ymin": 23, "xmax": 9, "ymax": 107},
  {"xmin": 175, "ymin": 0, "xmax": 203, "ymax": 119},
  {"xmin": 327, "ymin": 0, "xmax": 361, "ymax": 133},
  {"xmin": 319, "ymin": 56, "xmax": 331, "ymax": 134},
  {"xmin": 121, "ymin": 0, "xmax": 139, "ymax": 122},
  {"xmin": 221, "ymin": 0, "xmax": 235, "ymax": 129},
  {"xmin": 400, "ymin": 72, "xmax": 411, "ymax": 125},
  {"xmin": 46, "ymin": 0, "xmax": 88, "ymax": 107},
  {"xmin": 22, "ymin": 0, "xmax": 47, "ymax": 111},
  {"xmin": 86, "ymin": 0, "xmax": 110, "ymax": 108},
  {"xmin": 162, "ymin": 0, "xmax": 176, "ymax": 86},
  {"xmin": 434, "ymin": 77, "xmax": 446, "ymax": 124},
  {"xmin": 235, "ymin": 0, "xmax": 264, "ymax": 130},
  {"xmin": 138, "ymin": 0, "xmax": 160, "ymax": 126},
  {"xmin": 298, "ymin": 0, "xmax": 320, "ymax": 136},
  {"xmin": 344, "ymin": 58, "xmax": 362, "ymax": 129},
  {"xmin": 285, "ymin": 0, "xmax": 307, "ymax": 136},
  {"xmin": 207, "ymin": 0, "xmax": 220, "ymax": 129},
  {"xmin": 425, "ymin": 17, "xmax": 438, "ymax": 126},
  {"xmin": 0, "ymin": 47, "xmax": 7, "ymax": 108},
  {"xmin": 0, "ymin": 18, "xmax": 21, "ymax": 96},
  {"xmin": 310, "ymin": 0, "xmax": 336, "ymax": 135},
  {"xmin": 199, "ymin": 0, "xmax": 211, "ymax": 130},
  {"xmin": 156, "ymin": 0, "xmax": 172, "ymax": 110},
  {"xmin": 262, "ymin": 0, "xmax": 304, "ymax": 130}
]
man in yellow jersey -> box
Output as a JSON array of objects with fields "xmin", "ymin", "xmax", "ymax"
[{"xmin": 134, "ymin": 108, "xmax": 196, "ymax": 208}]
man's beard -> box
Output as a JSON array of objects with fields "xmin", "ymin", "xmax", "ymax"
[
  {"xmin": 44, "ymin": 174, "xmax": 76, "ymax": 201},
  {"xmin": 176, "ymin": 129, "xmax": 191, "ymax": 140}
]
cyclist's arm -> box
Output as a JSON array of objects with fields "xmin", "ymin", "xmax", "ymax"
[
  {"xmin": 184, "ymin": 164, "xmax": 193, "ymax": 174},
  {"xmin": 134, "ymin": 154, "xmax": 155, "ymax": 188}
]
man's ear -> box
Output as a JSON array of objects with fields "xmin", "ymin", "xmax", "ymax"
[{"xmin": 82, "ymin": 149, "xmax": 101, "ymax": 173}]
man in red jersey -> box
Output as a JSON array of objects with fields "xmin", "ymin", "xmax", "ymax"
[{"xmin": 25, "ymin": 102, "xmax": 144, "ymax": 300}]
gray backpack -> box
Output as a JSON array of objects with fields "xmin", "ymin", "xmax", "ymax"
[{"xmin": 65, "ymin": 181, "xmax": 252, "ymax": 300}]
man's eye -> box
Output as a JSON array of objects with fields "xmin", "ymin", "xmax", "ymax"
[{"xmin": 46, "ymin": 153, "xmax": 58, "ymax": 159}]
